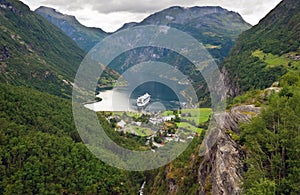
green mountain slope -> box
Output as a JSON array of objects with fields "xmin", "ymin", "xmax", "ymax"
[
  {"xmin": 0, "ymin": 0, "xmax": 119, "ymax": 97},
  {"xmin": 35, "ymin": 6, "xmax": 108, "ymax": 52},
  {"xmin": 240, "ymin": 74, "xmax": 300, "ymax": 194},
  {"xmin": 223, "ymin": 0, "xmax": 300, "ymax": 96},
  {"xmin": 0, "ymin": 83, "xmax": 144, "ymax": 194},
  {"xmin": 0, "ymin": 0, "xmax": 85, "ymax": 97}
]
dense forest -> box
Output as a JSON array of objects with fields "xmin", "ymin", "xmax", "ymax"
[
  {"xmin": 0, "ymin": 0, "xmax": 84, "ymax": 97},
  {"xmin": 0, "ymin": 84, "xmax": 146, "ymax": 194},
  {"xmin": 0, "ymin": 83, "xmax": 212, "ymax": 194},
  {"xmin": 240, "ymin": 72, "xmax": 300, "ymax": 194}
]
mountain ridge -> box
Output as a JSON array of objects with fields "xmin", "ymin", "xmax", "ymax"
[
  {"xmin": 36, "ymin": 5, "xmax": 251, "ymax": 62},
  {"xmin": 35, "ymin": 6, "xmax": 108, "ymax": 52},
  {"xmin": 132, "ymin": 6, "xmax": 248, "ymax": 28}
]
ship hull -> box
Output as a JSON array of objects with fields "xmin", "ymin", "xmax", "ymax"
[{"xmin": 137, "ymin": 93, "xmax": 151, "ymax": 107}]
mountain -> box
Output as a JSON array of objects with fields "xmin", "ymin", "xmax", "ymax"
[
  {"xmin": 111, "ymin": 6, "xmax": 251, "ymax": 106},
  {"xmin": 35, "ymin": 6, "xmax": 108, "ymax": 52},
  {"xmin": 116, "ymin": 6, "xmax": 251, "ymax": 63},
  {"xmin": 38, "ymin": 6, "xmax": 251, "ymax": 63},
  {"xmin": 36, "ymin": 6, "xmax": 251, "ymax": 106},
  {"xmin": 0, "ymin": 0, "xmax": 118, "ymax": 97},
  {"xmin": 1, "ymin": 0, "xmax": 299, "ymax": 194},
  {"xmin": 144, "ymin": 105, "xmax": 261, "ymax": 194},
  {"xmin": 0, "ymin": 0, "xmax": 85, "ymax": 97},
  {"xmin": 222, "ymin": 0, "xmax": 300, "ymax": 96},
  {"xmin": 117, "ymin": 22, "xmax": 138, "ymax": 31}
]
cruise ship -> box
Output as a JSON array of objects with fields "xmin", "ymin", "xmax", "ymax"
[{"xmin": 137, "ymin": 93, "xmax": 151, "ymax": 107}]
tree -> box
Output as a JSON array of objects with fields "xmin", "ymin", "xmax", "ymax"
[{"xmin": 241, "ymin": 80, "xmax": 300, "ymax": 194}]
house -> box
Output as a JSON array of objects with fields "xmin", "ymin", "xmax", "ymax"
[
  {"xmin": 162, "ymin": 115, "xmax": 176, "ymax": 122},
  {"xmin": 133, "ymin": 122, "xmax": 142, "ymax": 126},
  {"xmin": 149, "ymin": 117, "xmax": 163, "ymax": 125},
  {"xmin": 165, "ymin": 137, "xmax": 174, "ymax": 142},
  {"xmin": 117, "ymin": 120, "xmax": 126, "ymax": 129}
]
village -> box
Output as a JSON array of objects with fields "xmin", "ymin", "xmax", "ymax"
[{"xmin": 103, "ymin": 108, "xmax": 211, "ymax": 149}]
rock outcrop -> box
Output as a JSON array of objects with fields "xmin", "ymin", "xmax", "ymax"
[{"xmin": 198, "ymin": 105, "xmax": 261, "ymax": 194}]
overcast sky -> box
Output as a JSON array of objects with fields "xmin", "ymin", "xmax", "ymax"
[{"xmin": 20, "ymin": 0, "xmax": 282, "ymax": 32}]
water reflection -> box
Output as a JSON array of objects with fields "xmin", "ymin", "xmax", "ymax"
[{"xmin": 85, "ymin": 83, "xmax": 182, "ymax": 112}]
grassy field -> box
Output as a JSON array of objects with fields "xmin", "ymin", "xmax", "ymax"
[
  {"xmin": 182, "ymin": 108, "xmax": 212, "ymax": 124},
  {"xmin": 112, "ymin": 111, "xmax": 140, "ymax": 118},
  {"xmin": 163, "ymin": 108, "xmax": 212, "ymax": 124},
  {"xmin": 252, "ymin": 50, "xmax": 300, "ymax": 69},
  {"xmin": 131, "ymin": 126, "xmax": 153, "ymax": 137},
  {"xmin": 162, "ymin": 110, "xmax": 175, "ymax": 116},
  {"xmin": 176, "ymin": 122, "xmax": 202, "ymax": 134}
]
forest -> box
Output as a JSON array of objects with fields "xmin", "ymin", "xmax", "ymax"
[
  {"xmin": 0, "ymin": 84, "xmax": 146, "ymax": 194},
  {"xmin": 240, "ymin": 72, "xmax": 300, "ymax": 194}
]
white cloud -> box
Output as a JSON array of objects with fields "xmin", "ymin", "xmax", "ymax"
[
  {"xmin": 20, "ymin": 0, "xmax": 282, "ymax": 32},
  {"xmin": 66, "ymin": 8, "xmax": 148, "ymax": 32}
]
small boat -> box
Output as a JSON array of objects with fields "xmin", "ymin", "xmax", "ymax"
[{"xmin": 137, "ymin": 93, "xmax": 151, "ymax": 107}]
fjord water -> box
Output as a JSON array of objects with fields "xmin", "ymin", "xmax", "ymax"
[{"xmin": 85, "ymin": 82, "xmax": 181, "ymax": 112}]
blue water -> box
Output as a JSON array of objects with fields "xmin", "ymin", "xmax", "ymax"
[{"xmin": 86, "ymin": 82, "xmax": 184, "ymax": 112}]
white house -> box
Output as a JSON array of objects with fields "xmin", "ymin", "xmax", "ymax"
[{"xmin": 117, "ymin": 120, "xmax": 126, "ymax": 129}]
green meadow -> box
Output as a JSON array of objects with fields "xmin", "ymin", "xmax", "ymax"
[{"xmin": 252, "ymin": 50, "xmax": 300, "ymax": 69}]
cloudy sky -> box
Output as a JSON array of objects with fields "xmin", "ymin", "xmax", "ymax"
[{"xmin": 20, "ymin": 0, "xmax": 282, "ymax": 32}]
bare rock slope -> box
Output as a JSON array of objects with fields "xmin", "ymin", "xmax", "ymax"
[{"xmin": 198, "ymin": 105, "xmax": 261, "ymax": 194}]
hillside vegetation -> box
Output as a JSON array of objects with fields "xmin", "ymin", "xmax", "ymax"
[
  {"xmin": 223, "ymin": 0, "xmax": 300, "ymax": 95},
  {"xmin": 240, "ymin": 72, "xmax": 300, "ymax": 194},
  {"xmin": 0, "ymin": 0, "xmax": 84, "ymax": 97},
  {"xmin": 0, "ymin": 84, "xmax": 144, "ymax": 194}
]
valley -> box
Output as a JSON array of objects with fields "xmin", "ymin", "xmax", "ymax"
[{"xmin": 0, "ymin": 0, "xmax": 299, "ymax": 194}]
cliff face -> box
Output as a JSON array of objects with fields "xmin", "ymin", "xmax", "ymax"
[
  {"xmin": 146, "ymin": 105, "xmax": 261, "ymax": 194},
  {"xmin": 198, "ymin": 105, "xmax": 261, "ymax": 194}
]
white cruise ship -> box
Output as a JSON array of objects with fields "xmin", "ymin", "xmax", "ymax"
[{"xmin": 137, "ymin": 93, "xmax": 151, "ymax": 107}]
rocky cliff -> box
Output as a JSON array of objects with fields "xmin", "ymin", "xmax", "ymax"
[
  {"xmin": 198, "ymin": 105, "xmax": 261, "ymax": 194},
  {"xmin": 146, "ymin": 105, "xmax": 261, "ymax": 194}
]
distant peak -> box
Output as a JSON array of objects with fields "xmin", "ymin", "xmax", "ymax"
[
  {"xmin": 166, "ymin": 5, "xmax": 227, "ymax": 11},
  {"xmin": 166, "ymin": 6, "xmax": 185, "ymax": 10},
  {"xmin": 190, "ymin": 6, "xmax": 224, "ymax": 9},
  {"xmin": 36, "ymin": 6, "xmax": 54, "ymax": 10},
  {"xmin": 35, "ymin": 6, "xmax": 78, "ymax": 23},
  {"xmin": 35, "ymin": 6, "xmax": 59, "ymax": 14}
]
